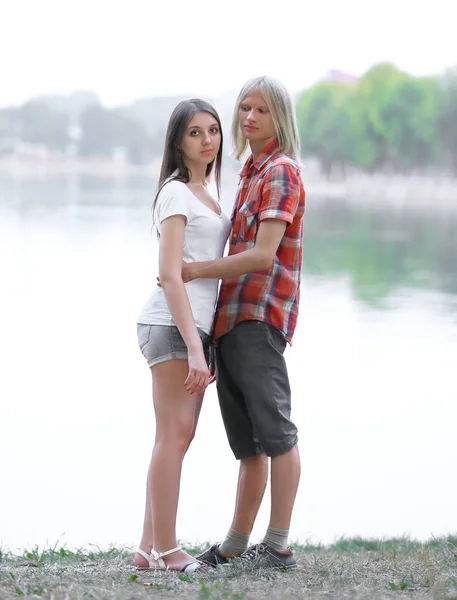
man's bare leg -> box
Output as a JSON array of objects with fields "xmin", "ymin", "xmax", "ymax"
[
  {"xmin": 219, "ymin": 453, "xmax": 268, "ymax": 557},
  {"xmin": 262, "ymin": 444, "xmax": 300, "ymax": 551}
]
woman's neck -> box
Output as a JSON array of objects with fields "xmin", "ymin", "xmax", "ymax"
[{"xmin": 185, "ymin": 161, "xmax": 208, "ymax": 185}]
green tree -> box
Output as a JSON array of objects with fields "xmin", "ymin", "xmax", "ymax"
[
  {"xmin": 438, "ymin": 67, "xmax": 457, "ymax": 175},
  {"xmin": 296, "ymin": 63, "xmax": 447, "ymax": 173},
  {"xmin": 351, "ymin": 63, "xmax": 409, "ymax": 170},
  {"xmin": 296, "ymin": 80, "xmax": 353, "ymax": 174},
  {"xmin": 388, "ymin": 76, "xmax": 440, "ymax": 170}
]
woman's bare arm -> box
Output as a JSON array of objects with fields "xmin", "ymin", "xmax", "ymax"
[{"xmin": 159, "ymin": 215, "xmax": 208, "ymax": 395}]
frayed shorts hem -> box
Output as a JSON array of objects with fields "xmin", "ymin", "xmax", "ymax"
[
  {"xmin": 147, "ymin": 352, "xmax": 188, "ymax": 368},
  {"xmin": 138, "ymin": 324, "xmax": 210, "ymax": 368}
]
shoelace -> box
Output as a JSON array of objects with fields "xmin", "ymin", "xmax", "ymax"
[{"xmin": 241, "ymin": 543, "xmax": 266, "ymax": 560}]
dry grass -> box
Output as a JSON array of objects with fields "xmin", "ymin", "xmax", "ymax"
[{"xmin": 1, "ymin": 538, "xmax": 456, "ymax": 600}]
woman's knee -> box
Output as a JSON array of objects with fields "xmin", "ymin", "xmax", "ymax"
[
  {"xmin": 183, "ymin": 425, "xmax": 198, "ymax": 453},
  {"xmin": 155, "ymin": 422, "xmax": 195, "ymax": 454}
]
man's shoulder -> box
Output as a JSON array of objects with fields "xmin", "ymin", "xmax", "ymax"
[{"xmin": 262, "ymin": 153, "xmax": 301, "ymax": 176}]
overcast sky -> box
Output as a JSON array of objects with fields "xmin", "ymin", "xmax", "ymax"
[{"xmin": 1, "ymin": 0, "xmax": 454, "ymax": 108}]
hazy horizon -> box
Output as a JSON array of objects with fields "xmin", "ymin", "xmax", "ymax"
[{"xmin": 1, "ymin": 0, "xmax": 455, "ymax": 109}]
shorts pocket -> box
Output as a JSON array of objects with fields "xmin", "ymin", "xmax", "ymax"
[
  {"xmin": 197, "ymin": 329, "xmax": 211, "ymax": 366},
  {"xmin": 264, "ymin": 323, "xmax": 287, "ymax": 354},
  {"xmin": 197, "ymin": 328, "xmax": 209, "ymax": 344},
  {"xmin": 137, "ymin": 324, "xmax": 152, "ymax": 351}
]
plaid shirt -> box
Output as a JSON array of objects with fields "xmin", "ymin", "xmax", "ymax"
[{"xmin": 213, "ymin": 139, "xmax": 305, "ymax": 344}]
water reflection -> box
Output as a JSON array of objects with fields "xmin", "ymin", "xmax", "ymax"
[
  {"xmin": 0, "ymin": 174, "xmax": 456, "ymax": 551},
  {"xmin": 303, "ymin": 200, "xmax": 457, "ymax": 308},
  {"xmin": 2, "ymin": 174, "xmax": 456, "ymax": 307}
]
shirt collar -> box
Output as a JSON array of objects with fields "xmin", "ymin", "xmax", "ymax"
[{"xmin": 240, "ymin": 139, "xmax": 280, "ymax": 177}]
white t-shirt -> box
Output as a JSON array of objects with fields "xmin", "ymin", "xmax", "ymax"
[{"xmin": 138, "ymin": 179, "xmax": 231, "ymax": 334}]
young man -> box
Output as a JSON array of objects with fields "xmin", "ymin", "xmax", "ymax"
[{"xmin": 183, "ymin": 76, "xmax": 305, "ymax": 568}]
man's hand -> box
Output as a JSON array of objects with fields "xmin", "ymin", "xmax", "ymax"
[{"xmin": 182, "ymin": 261, "xmax": 197, "ymax": 283}]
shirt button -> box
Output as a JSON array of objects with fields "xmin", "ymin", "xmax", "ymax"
[
  {"xmin": 244, "ymin": 184, "xmax": 248, "ymax": 188},
  {"xmin": 232, "ymin": 233, "xmax": 236, "ymax": 239}
]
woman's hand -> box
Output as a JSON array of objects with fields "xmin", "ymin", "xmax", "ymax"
[{"xmin": 185, "ymin": 347, "xmax": 210, "ymax": 396}]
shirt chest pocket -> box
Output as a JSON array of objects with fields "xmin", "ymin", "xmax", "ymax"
[{"xmin": 238, "ymin": 205, "xmax": 259, "ymax": 242}]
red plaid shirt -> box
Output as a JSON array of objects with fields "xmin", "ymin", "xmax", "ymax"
[{"xmin": 213, "ymin": 140, "xmax": 305, "ymax": 344}]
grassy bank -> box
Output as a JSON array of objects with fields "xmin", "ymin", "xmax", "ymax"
[{"xmin": 1, "ymin": 537, "xmax": 456, "ymax": 599}]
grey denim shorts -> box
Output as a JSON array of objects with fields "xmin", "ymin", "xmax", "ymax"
[{"xmin": 137, "ymin": 324, "xmax": 210, "ymax": 368}]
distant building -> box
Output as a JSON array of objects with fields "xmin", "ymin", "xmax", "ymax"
[{"xmin": 327, "ymin": 69, "xmax": 358, "ymax": 83}]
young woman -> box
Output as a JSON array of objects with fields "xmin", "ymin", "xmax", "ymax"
[{"xmin": 134, "ymin": 99, "xmax": 231, "ymax": 572}]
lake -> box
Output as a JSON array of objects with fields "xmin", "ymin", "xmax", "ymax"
[{"xmin": 0, "ymin": 172, "xmax": 456, "ymax": 552}]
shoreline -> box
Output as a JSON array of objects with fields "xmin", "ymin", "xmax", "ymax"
[{"xmin": 0, "ymin": 156, "xmax": 456, "ymax": 208}]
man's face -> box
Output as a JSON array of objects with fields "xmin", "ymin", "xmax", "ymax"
[{"xmin": 238, "ymin": 90, "xmax": 276, "ymax": 146}]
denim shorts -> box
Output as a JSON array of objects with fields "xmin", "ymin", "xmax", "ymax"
[{"xmin": 137, "ymin": 324, "xmax": 210, "ymax": 368}]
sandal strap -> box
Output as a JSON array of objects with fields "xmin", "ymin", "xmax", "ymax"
[
  {"xmin": 136, "ymin": 549, "xmax": 150, "ymax": 562},
  {"xmin": 150, "ymin": 545, "xmax": 181, "ymax": 569},
  {"xmin": 154, "ymin": 546, "xmax": 181, "ymax": 559}
]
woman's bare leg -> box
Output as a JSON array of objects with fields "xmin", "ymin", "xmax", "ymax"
[{"xmin": 134, "ymin": 359, "xmax": 204, "ymax": 569}]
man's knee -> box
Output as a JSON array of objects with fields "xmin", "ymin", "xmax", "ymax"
[{"xmin": 240, "ymin": 453, "xmax": 268, "ymax": 467}]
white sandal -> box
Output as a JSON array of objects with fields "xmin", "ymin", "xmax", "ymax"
[{"xmin": 136, "ymin": 546, "xmax": 207, "ymax": 573}]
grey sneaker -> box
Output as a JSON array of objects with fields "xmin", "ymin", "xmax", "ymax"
[
  {"xmin": 196, "ymin": 543, "xmax": 230, "ymax": 567},
  {"xmin": 239, "ymin": 543, "xmax": 297, "ymax": 569}
]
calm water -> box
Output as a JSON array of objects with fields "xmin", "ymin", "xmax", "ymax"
[{"xmin": 1, "ymin": 174, "xmax": 456, "ymax": 551}]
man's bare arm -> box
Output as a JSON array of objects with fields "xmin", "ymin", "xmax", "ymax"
[{"xmin": 183, "ymin": 219, "xmax": 287, "ymax": 281}]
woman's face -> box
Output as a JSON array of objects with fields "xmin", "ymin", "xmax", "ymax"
[{"xmin": 180, "ymin": 111, "xmax": 221, "ymax": 167}]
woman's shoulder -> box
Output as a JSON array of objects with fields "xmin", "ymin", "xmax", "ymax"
[
  {"xmin": 158, "ymin": 177, "xmax": 188, "ymax": 198},
  {"xmin": 156, "ymin": 179, "xmax": 192, "ymax": 212},
  {"xmin": 155, "ymin": 178, "xmax": 193, "ymax": 222}
]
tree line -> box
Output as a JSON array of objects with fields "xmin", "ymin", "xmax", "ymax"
[
  {"xmin": 0, "ymin": 91, "xmax": 185, "ymax": 165},
  {"xmin": 0, "ymin": 63, "xmax": 456, "ymax": 173},
  {"xmin": 296, "ymin": 63, "xmax": 457, "ymax": 175}
]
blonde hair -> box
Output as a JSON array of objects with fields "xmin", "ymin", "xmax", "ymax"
[{"xmin": 232, "ymin": 76, "xmax": 301, "ymax": 161}]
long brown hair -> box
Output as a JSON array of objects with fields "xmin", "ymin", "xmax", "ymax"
[{"xmin": 152, "ymin": 99, "xmax": 223, "ymax": 227}]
